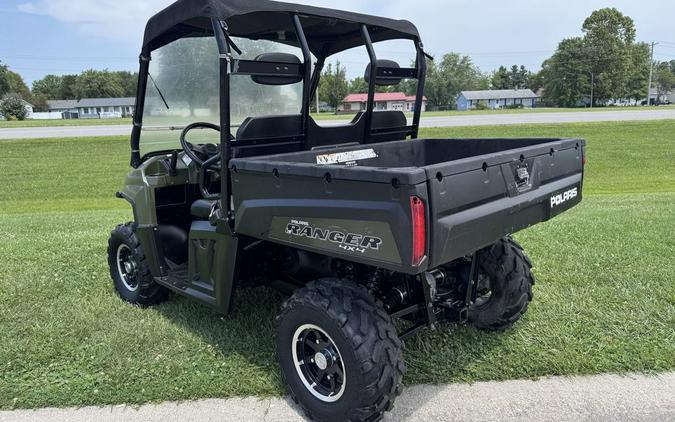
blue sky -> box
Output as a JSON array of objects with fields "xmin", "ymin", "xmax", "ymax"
[{"xmin": 1, "ymin": 0, "xmax": 674, "ymax": 85}]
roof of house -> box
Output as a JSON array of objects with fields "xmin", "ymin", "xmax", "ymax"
[
  {"xmin": 76, "ymin": 97, "xmax": 136, "ymax": 107},
  {"xmin": 460, "ymin": 89, "xmax": 538, "ymax": 101},
  {"xmin": 46, "ymin": 98, "xmax": 136, "ymax": 110},
  {"xmin": 46, "ymin": 100, "xmax": 79, "ymax": 110},
  {"xmin": 343, "ymin": 92, "xmax": 427, "ymax": 103}
]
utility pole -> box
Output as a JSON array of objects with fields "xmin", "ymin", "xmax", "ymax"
[
  {"xmin": 646, "ymin": 42, "xmax": 656, "ymax": 105},
  {"xmin": 316, "ymin": 90, "xmax": 320, "ymax": 114}
]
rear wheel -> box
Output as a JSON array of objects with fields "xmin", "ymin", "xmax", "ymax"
[
  {"xmin": 107, "ymin": 223, "xmax": 168, "ymax": 306},
  {"xmin": 276, "ymin": 279, "xmax": 404, "ymax": 422},
  {"xmin": 469, "ymin": 237, "xmax": 535, "ymax": 331}
]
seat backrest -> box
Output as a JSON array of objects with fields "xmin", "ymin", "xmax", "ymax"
[
  {"xmin": 365, "ymin": 110, "xmax": 410, "ymax": 144},
  {"xmin": 371, "ymin": 110, "xmax": 407, "ymax": 129},
  {"xmin": 233, "ymin": 115, "xmax": 304, "ymax": 158}
]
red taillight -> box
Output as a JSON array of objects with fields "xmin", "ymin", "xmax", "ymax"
[{"xmin": 410, "ymin": 196, "xmax": 426, "ymax": 266}]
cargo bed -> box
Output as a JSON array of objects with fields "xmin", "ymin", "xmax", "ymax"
[{"xmin": 230, "ymin": 137, "xmax": 585, "ymax": 274}]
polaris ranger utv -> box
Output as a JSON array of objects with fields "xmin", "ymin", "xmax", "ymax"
[{"xmin": 108, "ymin": 0, "xmax": 585, "ymax": 420}]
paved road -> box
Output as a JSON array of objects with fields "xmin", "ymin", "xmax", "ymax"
[
  {"xmin": 2, "ymin": 109, "xmax": 674, "ymax": 140},
  {"xmin": 2, "ymin": 372, "xmax": 673, "ymax": 422}
]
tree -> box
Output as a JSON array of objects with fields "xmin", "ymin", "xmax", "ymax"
[
  {"xmin": 420, "ymin": 53, "xmax": 487, "ymax": 109},
  {"xmin": 542, "ymin": 37, "xmax": 591, "ymax": 107},
  {"xmin": 528, "ymin": 70, "xmax": 545, "ymax": 93},
  {"xmin": 32, "ymin": 75, "xmax": 64, "ymax": 100},
  {"xmin": 113, "ymin": 71, "xmax": 138, "ymax": 97},
  {"xmin": 318, "ymin": 62, "xmax": 349, "ymax": 114},
  {"xmin": 581, "ymin": 8, "xmax": 636, "ymax": 105},
  {"xmin": 59, "ymin": 75, "xmax": 78, "ymax": 100},
  {"xmin": 541, "ymin": 8, "xmax": 646, "ymax": 107},
  {"xmin": 491, "ymin": 66, "xmax": 509, "ymax": 89},
  {"xmin": 654, "ymin": 62, "xmax": 675, "ymax": 104},
  {"xmin": 624, "ymin": 42, "xmax": 650, "ymax": 102},
  {"xmin": 5, "ymin": 71, "xmax": 31, "ymax": 100},
  {"xmin": 1, "ymin": 93, "xmax": 28, "ymax": 120},
  {"xmin": 349, "ymin": 76, "xmax": 368, "ymax": 93},
  {"xmin": 74, "ymin": 69, "xmax": 124, "ymax": 99},
  {"xmin": 0, "ymin": 61, "xmax": 10, "ymax": 97}
]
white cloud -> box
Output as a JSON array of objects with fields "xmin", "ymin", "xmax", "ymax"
[
  {"xmin": 17, "ymin": 0, "xmax": 174, "ymax": 44},
  {"xmin": 16, "ymin": 0, "xmax": 372, "ymax": 44}
]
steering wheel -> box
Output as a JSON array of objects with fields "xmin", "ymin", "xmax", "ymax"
[{"xmin": 180, "ymin": 122, "xmax": 221, "ymax": 166}]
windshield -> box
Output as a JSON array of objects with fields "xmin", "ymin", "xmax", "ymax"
[{"xmin": 140, "ymin": 36, "xmax": 307, "ymax": 157}]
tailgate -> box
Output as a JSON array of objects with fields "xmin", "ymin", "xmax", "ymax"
[{"xmin": 426, "ymin": 138, "xmax": 585, "ymax": 267}]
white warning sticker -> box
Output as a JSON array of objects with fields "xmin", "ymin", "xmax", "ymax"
[{"xmin": 316, "ymin": 148, "xmax": 378, "ymax": 166}]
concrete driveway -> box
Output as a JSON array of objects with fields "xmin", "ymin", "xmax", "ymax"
[
  {"xmin": 2, "ymin": 372, "xmax": 673, "ymax": 422},
  {"xmin": 1, "ymin": 109, "xmax": 674, "ymax": 140}
]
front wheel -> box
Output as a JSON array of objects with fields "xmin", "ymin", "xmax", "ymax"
[
  {"xmin": 469, "ymin": 236, "xmax": 535, "ymax": 331},
  {"xmin": 107, "ymin": 223, "xmax": 168, "ymax": 306},
  {"xmin": 276, "ymin": 279, "xmax": 404, "ymax": 422}
]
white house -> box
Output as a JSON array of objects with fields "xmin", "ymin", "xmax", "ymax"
[
  {"xmin": 456, "ymin": 89, "xmax": 538, "ymax": 111},
  {"xmin": 47, "ymin": 97, "xmax": 135, "ymax": 119},
  {"xmin": 341, "ymin": 92, "xmax": 427, "ymax": 113}
]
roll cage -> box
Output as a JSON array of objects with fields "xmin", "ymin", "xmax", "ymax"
[{"xmin": 131, "ymin": 0, "xmax": 428, "ymax": 224}]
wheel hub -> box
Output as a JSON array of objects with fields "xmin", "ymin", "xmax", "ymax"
[
  {"xmin": 292, "ymin": 324, "xmax": 346, "ymax": 402},
  {"xmin": 116, "ymin": 244, "xmax": 139, "ymax": 292},
  {"xmin": 314, "ymin": 349, "xmax": 335, "ymax": 371},
  {"xmin": 123, "ymin": 261, "xmax": 135, "ymax": 274}
]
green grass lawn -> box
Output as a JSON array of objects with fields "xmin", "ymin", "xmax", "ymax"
[
  {"xmin": 0, "ymin": 118, "xmax": 132, "ymax": 128},
  {"xmin": 0, "ymin": 120, "xmax": 674, "ymax": 409}
]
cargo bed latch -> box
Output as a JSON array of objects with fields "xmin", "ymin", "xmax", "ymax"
[{"xmin": 515, "ymin": 166, "xmax": 530, "ymax": 187}]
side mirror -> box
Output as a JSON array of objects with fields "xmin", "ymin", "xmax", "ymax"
[
  {"xmin": 365, "ymin": 59, "xmax": 402, "ymax": 86},
  {"xmin": 251, "ymin": 53, "xmax": 303, "ymax": 86}
]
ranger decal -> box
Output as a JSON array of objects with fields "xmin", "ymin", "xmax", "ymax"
[{"xmin": 286, "ymin": 219, "xmax": 383, "ymax": 254}]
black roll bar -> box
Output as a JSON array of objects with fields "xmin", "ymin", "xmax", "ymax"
[
  {"xmin": 293, "ymin": 15, "xmax": 312, "ymax": 148},
  {"xmin": 412, "ymin": 41, "xmax": 427, "ymax": 138},
  {"xmin": 212, "ymin": 18, "xmax": 233, "ymax": 219},
  {"xmin": 361, "ymin": 25, "xmax": 377, "ymax": 143},
  {"xmin": 130, "ymin": 52, "xmax": 150, "ymax": 168}
]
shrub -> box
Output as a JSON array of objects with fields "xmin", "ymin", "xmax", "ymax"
[
  {"xmin": 0, "ymin": 93, "xmax": 28, "ymax": 120},
  {"xmin": 505, "ymin": 103, "xmax": 525, "ymax": 110},
  {"xmin": 473, "ymin": 101, "xmax": 489, "ymax": 110}
]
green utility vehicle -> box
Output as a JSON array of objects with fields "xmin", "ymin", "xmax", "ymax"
[{"xmin": 108, "ymin": 0, "xmax": 585, "ymax": 420}]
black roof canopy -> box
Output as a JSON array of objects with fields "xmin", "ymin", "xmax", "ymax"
[{"xmin": 142, "ymin": 0, "xmax": 420, "ymax": 57}]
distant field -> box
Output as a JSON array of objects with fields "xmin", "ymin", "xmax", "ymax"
[
  {"xmin": 0, "ymin": 120, "xmax": 673, "ymax": 409},
  {"xmin": 1, "ymin": 106, "xmax": 673, "ymax": 128}
]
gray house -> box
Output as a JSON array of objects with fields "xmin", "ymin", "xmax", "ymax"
[
  {"xmin": 47, "ymin": 97, "xmax": 135, "ymax": 119},
  {"xmin": 457, "ymin": 89, "xmax": 538, "ymax": 111},
  {"xmin": 46, "ymin": 100, "xmax": 79, "ymax": 118}
]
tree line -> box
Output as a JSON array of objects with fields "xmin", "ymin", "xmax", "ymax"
[
  {"xmin": 0, "ymin": 65, "xmax": 137, "ymax": 114},
  {"xmin": 318, "ymin": 8, "xmax": 675, "ymax": 111}
]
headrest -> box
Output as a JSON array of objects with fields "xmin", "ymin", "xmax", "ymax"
[
  {"xmin": 252, "ymin": 53, "xmax": 302, "ymax": 86},
  {"xmin": 365, "ymin": 59, "xmax": 402, "ymax": 86}
]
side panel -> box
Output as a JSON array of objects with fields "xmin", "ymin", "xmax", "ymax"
[
  {"xmin": 232, "ymin": 171, "xmax": 428, "ymax": 274},
  {"xmin": 182, "ymin": 221, "xmax": 240, "ymax": 313}
]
